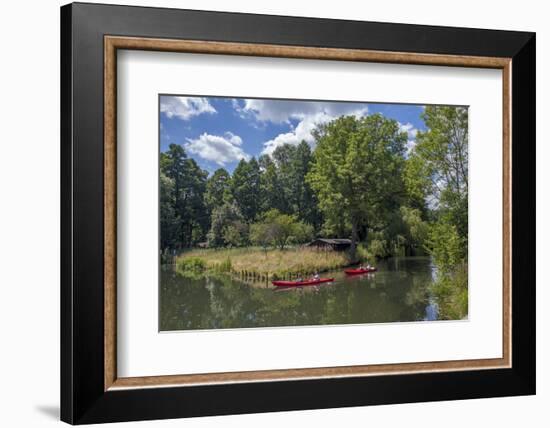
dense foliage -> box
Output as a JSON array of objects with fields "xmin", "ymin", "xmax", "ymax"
[
  {"xmin": 407, "ymin": 106, "xmax": 469, "ymax": 318},
  {"xmin": 160, "ymin": 140, "xmax": 322, "ymax": 253},
  {"xmin": 161, "ymin": 106, "xmax": 468, "ymax": 318},
  {"xmin": 161, "ymin": 107, "xmax": 468, "ymax": 314},
  {"xmin": 306, "ymin": 114, "xmax": 407, "ymax": 261}
]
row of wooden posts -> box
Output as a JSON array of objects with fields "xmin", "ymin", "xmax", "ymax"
[{"xmin": 236, "ymin": 269, "xmax": 320, "ymax": 283}]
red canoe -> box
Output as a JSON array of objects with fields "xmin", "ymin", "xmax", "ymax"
[
  {"xmin": 272, "ymin": 278, "xmax": 334, "ymax": 287},
  {"xmin": 344, "ymin": 267, "xmax": 377, "ymax": 275}
]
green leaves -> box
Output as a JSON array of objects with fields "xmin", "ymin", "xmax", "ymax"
[
  {"xmin": 268, "ymin": 141, "xmax": 321, "ymax": 227},
  {"xmin": 407, "ymin": 106, "xmax": 468, "ymax": 268},
  {"xmin": 307, "ymin": 114, "xmax": 407, "ymax": 260},
  {"xmin": 160, "ymin": 105, "xmax": 468, "ymax": 286},
  {"xmin": 406, "ymin": 106, "xmax": 469, "ymax": 320},
  {"xmin": 231, "ymin": 158, "xmax": 261, "ymax": 222},
  {"xmin": 160, "ymin": 144, "xmax": 208, "ymax": 249},
  {"xmin": 426, "ymin": 221, "xmax": 466, "ymax": 271},
  {"xmin": 250, "ymin": 209, "xmax": 313, "ymax": 251},
  {"xmin": 410, "ymin": 106, "xmax": 468, "ymax": 212},
  {"xmin": 207, "ymin": 201, "xmax": 248, "ymax": 248},
  {"xmin": 404, "ymin": 155, "xmax": 431, "ymax": 205},
  {"xmin": 204, "ymin": 168, "xmax": 231, "ymax": 211}
]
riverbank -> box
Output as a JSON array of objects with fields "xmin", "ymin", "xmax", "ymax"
[
  {"xmin": 175, "ymin": 247, "xmax": 360, "ymax": 282},
  {"xmin": 430, "ymin": 263, "xmax": 468, "ymax": 320}
]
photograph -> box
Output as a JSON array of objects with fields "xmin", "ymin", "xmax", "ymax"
[
  {"xmin": 159, "ymin": 95, "xmax": 469, "ymax": 331},
  {"xmin": 54, "ymin": 2, "xmax": 536, "ymax": 424}
]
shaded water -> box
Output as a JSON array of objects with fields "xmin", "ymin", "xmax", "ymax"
[{"xmin": 160, "ymin": 256, "xmax": 439, "ymax": 331}]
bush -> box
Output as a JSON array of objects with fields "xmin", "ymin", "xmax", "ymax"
[
  {"xmin": 356, "ymin": 244, "xmax": 374, "ymax": 263},
  {"xmin": 368, "ymin": 238, "xmax": 389, "ymax": 259},
  {"xmin": 431, "ymin": 263, "xmax": 468, "ymax": 319},
  {"xmin": 176, "ymin": 257, "xmax": 206, "ymax": 274},
  {"xmin": 251, "ymin": 209, "xmax": 314, "ymax": 250},
  {"xmin": 426, "ymin": 221, "xmax": 466, "ymax": 269}
]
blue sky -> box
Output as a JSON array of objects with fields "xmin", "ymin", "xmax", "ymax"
[{"xmin": 160, "ymin": 95, "xmax": 428, "ymax": 174}]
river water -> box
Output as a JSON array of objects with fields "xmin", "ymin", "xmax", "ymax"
[{"xmin": 160, "ymin": 256, "xmax": 439, "ymax": 331}]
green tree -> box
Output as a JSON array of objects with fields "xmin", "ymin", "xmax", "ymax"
[
  {"xmin": 184, "ymin": 158, "xmax": 209, "ymax": 245},
  {"xmin": 258, "ymin": 154, "xmax": 288, "ymax": 214},
  {"xmin": 231, "ymin": 158, "xmax": 261, "ymax": 222},
  {"xmin": 160, "ymin": 144, "xmax": 208, "ymax": 249},
  {"xmin": 400, "ymin": 206, "xmax": 429, "ymax": 256},
  {"xmin": 291, "ymin": 141, "xmax": 321, "ymax": 227},
  {"xmin": 426, "ymin": 221, "xmax": 465, "ymax": 269},
  {"xmin": 272, "ymin": 142, "xmax": 321, "ymax": 227},
  {"xmin": 364, "ymin": 206, "xmax": 428, "ymax": 259},
  {"xmin": 290, "ymin": 221, "xmax": 314, "ymax": 245},
  {"xmin": 407, "ymin": 106, "xmax": 469, "ymax": 320},
  {"xmin": 406, "ymin": 106, "xmax": 468, "ymax": 240},
  {"xmin": 159, "ymin": 172, "xmax": 178, "ymax": 250},
  {"xmin": 222, "ymin": 223, "xmax": 249, "ymax": 248},
  {"xmin": 260, "ymin": 209, "xmax": 312, "ymax": 250},
  {"xmin": 250, "ymin": 222, "xmax": 275, "ymax": 255},
  {"xmin": 307, "ymin": 114, "xmax": 407, "ymax": 261},
  {"xmin": 204, "ymin": 168, "xmax": 231, "ymax": 211},
  {"xmin": 263, "ymin": 209, "xmax": 296, "ymax": 250},
  {"xmin": 403, "ymin": 155, "xmax": 432, "ymax": 211},
  {"xmin": 207, "ymin": 201, "xmax": 248, "ymax": 247}
]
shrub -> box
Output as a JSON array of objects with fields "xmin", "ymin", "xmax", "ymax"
[
  {"xmin": 176, "ymin": 257, "xmax": 206, "ymax": 274},
  {"xmin": 430, "ymin": 263, "xmax": 468, "ymax": 319},
  {"xmin": 356, "ymin": 244, "xmax": 374, "ymax": 263},
  {"xmin": 368, "ymin": 238, "xmax": 389, "ymax": 259},
  {"xmin": 426, "ymin": 221, "xmax": 466, "ymax": 269}
]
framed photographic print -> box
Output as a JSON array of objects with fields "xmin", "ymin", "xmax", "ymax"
[{"xmin": 60, "ymin": 2, "xmax": 535, "ymax": 424}]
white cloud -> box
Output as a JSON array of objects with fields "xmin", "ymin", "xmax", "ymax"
[
  {"xmin": 406, "ymin": 140, "xmax": 417, "ymax": 153},
  {"xmin": 399, "ymin": 122, "xmax": 419, "ymax": 154},
  {"xmin": 231, "ymin": 98, "xmax": 242, "ymax": 111},
  {"xmin": 231, "ymin": 98, "xmax": 263, "ymax": 128},
  {"xmin": 252, "ymin": 100, "xmax": 368, "ymax": 155},
  {"xmin": 241, "ymin": 99, "xmax": 367, "ymax": 125},
  {"xmin": 261, "ymin": 112, "xmax": 334, "ymax": 156},
  {"xmin": 184, "ymin": 132, "xmax": 249, "ymax": 166},
  {"xmin": 160, "ymin": 96, "xmax": 216, "ymax": 120},
  {"xmin": 399, "ymin": 122, "xmax": 418, "ymax": 139}
]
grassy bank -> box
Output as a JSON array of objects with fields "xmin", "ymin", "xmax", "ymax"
[
  {"xmin": 175, "ymin": 247, "xmax": 355, "ymax": 282},
  {"xmin": 430, "ymin": 263, "xmax": 468, "ymax": 320}
]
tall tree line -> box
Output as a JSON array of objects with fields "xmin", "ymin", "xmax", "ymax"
[
  {"xmin": 160, "ymin": 145, "xmax": 208, "ymax": 251},
  {"xmin": 160, "ymin": 140, "xmax": 321, "ymax": 252},
  {"xmin": 160, "ymin": 108, "xmax": 467, "ymax": 270},
  {"xmin": 405, "ymin": 106, "xmax": 468, "ymax": 266}
]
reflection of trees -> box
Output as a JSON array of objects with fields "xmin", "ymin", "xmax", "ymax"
[
  {"xmin": 160, "ymin": 257, "xmax": 439, "ymax": 331},
  {"xmin": 159, "ymin": 269, "xmax": 212, "ymax": 330}
]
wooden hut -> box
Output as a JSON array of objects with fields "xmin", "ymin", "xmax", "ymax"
[{"xmin": 306, "ymin": 238, "xmax": 352, "ymax": 251}]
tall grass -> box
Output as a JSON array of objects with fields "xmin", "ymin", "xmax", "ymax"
[{"xmin": 175, "ymin": 246, "xmax": 353, "ymax": 281}]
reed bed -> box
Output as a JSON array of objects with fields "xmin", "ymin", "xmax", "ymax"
[{"xmin": 175, "ymin": 246, "xmax": 350, "ymax": 282}]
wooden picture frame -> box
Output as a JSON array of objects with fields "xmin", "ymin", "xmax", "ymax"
[{"xmin": 61, "ymin": 2, "xmax": 535, "ymax": 424}]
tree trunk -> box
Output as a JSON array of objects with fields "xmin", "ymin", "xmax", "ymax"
[{"xmin": 350, "ymin": 219, "xmax": 359, "ymax": 263}]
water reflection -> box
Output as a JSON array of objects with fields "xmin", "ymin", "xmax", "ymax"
[{"xmin": 160, "ymin": 256, "xmax": 439, "ymax": 331}]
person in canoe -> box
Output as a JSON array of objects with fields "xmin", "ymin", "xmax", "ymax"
[{"xmin": 313, "ymin": 271, "xmax": 320, "ymax": 280}]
